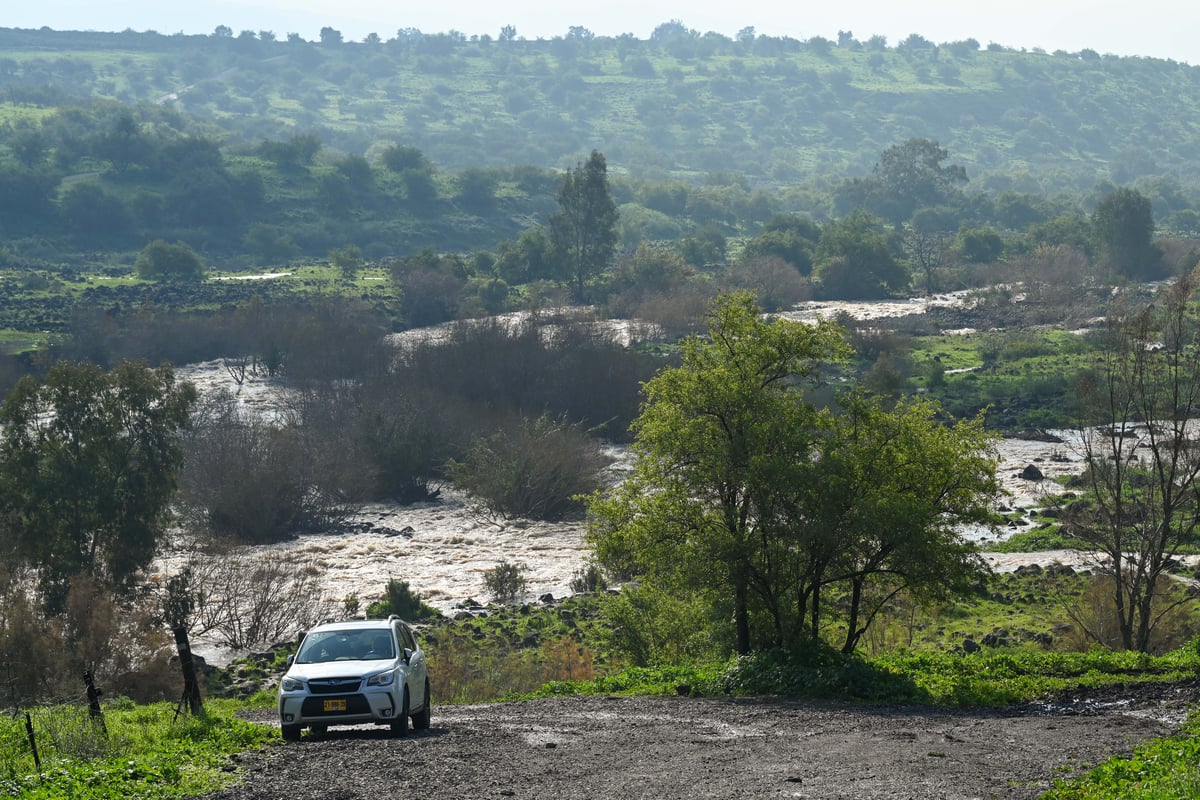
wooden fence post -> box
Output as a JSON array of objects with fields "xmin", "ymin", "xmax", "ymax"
[
  {"xmin": 83, "ymin": 671, "xmax": 107, "ymax": 735},
  {"xmin": 24, "ymin": 712, "xmax": 41, "ymax": 777},
  {"xmin": 172, "ymin": 625, "xmax": 204, "ymax": 717}
]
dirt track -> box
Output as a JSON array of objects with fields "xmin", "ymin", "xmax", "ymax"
[{"xmin": 197, "ymin": 690, "xmax": 1189, "ymax": 800}]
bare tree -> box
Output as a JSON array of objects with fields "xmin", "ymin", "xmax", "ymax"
[
  {"xmin": 183, "ymin": 553, "xmax": 337, "ymax": 650},
  {"xmin": 178, "ymin": 389, "xmax": 359, "ymax": 544},
  {"xmin": 1066, "ymin": 269, "xmax": 1200, "ymax": 652},
  {"xmin": 902, "ymin": 225, "xmax": 950, "ymax": 296}
]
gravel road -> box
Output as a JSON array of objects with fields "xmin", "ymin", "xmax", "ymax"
[{"xmin": 197, "ymin": 689, "xmax": 1190, "ymax": 800}]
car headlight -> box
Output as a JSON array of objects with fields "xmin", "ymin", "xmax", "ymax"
[
  {"xmin": 365, "ymin": 671, "xmax": 395, "ymax": 687},
  {"xmin": 281, "ymin": 676, "xmax": 305, "ymax": 692}
]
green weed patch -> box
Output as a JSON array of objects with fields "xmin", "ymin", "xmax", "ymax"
[{"xmin": 0, "ymin": 699, "xmax": 275, "ymax": 800}]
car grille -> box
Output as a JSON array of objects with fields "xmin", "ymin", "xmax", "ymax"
[
  {"xmin": 307, "ymin": 677, "xmax": 363, "ymax": 694},
  {"xmin": 301, "ymin": 694, "xmax": 372, "ymax": 717}
]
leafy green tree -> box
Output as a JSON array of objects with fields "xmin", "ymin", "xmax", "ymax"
[
  {"xmin": 679, "ymin": 224, "xmax": 728, "ymax": 268},
  {"xmin": 495, "ymin": 227, "xmax": 559, "ymax": 284},
  {"xmin": 381, "ymin": 144, "xmax": 430, "ymax": 172},
  {"xmin": 813, "ymin": 210, "xmax": 908, "ymax": 299},
  {"xmin": 550, "ymin": 150, "xmax": 618, "ymax": 300},
  {"xmin": 256, "ymin": 133, "xmax": 321, "ymax": 171},
  {"xmin": 456, "ymin": 167, "xmax": 498, "ymax": 213},
  {"xmin": 587, "ymin": 293, "xmax": 850, "ymax": 654},
  {"xmin": 811, "ymin": 393, "xmax": 998, "ymax": 652},
  {"xmin": 401, "ymin": 166, "xmax": 439, "ymax": 207},
  {"xmin": 838, "ymin": 138, "xmax": 968, "ymax": 224},
  {"xmin": 336, "ymin": 154, "xmax": 375, "ymax": 190},
  {"xmin": 0, "ymin": 361, "xmax": 197, "ymax": 612},
  {"xmin": 166, "ymin": 167, "xmax": 257, "ymax": 229},
  {"xmin": 330, "ymin": 244, "xmax": 363, "ymax": 281},
  {"xmin": 622, "ymin": 241, "xmax": 691, "ymax": 295},
  {"xmin": 739, "ymin": 213, "xmax": 820, "ymax": 274},
  {"xmin": 243, "ymin": 223, "xmax": 299, "ymax": 266},
  {"xmin": 9, "ymin": 128, "xmax": 48, "ymax": 168},
  {"xmin": 58, "ymin": 182, "xmax": 132, "ymax": 242},
  {"xmin": 93, "ymin": 111, "xmax": 151, "ymax": 173},
  {"xmin": 956, "ymin": 226, "xmax": 1004, "ymax": 263},
  {"xmin": 1026, "ymin": 214, "xmax": 1094, "ymax": 256},
  {"xmin": 134, "ymin": 240, "xmax": 205, "ymax": 281},
  {"xmin": 0, "ymin": 166, "xmax": 58, "ymax": 223},
  {"xmin": 1091, "ymin": 187, "xmax": 1166, "ymax": 280},
  {"xmin": 588, "ymin": 293, "xmax": 998, "ymax": 655}
]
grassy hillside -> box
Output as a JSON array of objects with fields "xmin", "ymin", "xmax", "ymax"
[{"xmin": 2, "ymin": 26, "xmax": 1199, "ymax": 196}]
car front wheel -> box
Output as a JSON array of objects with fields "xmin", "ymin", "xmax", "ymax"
[
  {"xmin": 281, "ymin": 724, "xmax": 302, "ymax": 742},
  {"xmin": 412, "ymin": 679, "xmax": 431, "ymax": 730},
  {"xmin": 390, "ymin": 690, "xmax": 409, "ymax": 737}
]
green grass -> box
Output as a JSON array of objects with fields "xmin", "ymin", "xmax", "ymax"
[
  {"xmin": 1042, "ymin": 714, "xmax": 1200, "ymax": 799},
  {"xmin": 507, "ymin": 640, "xmax": 1200, "ymax": 708},
  {"xmin": 873, "ymin": 646, "xmax": 1200, "ymax": 705},
  {"xmin": 0, "ymin": 698, "xmax": 275, "ymax": 799}
]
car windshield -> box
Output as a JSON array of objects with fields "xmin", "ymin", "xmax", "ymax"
[{"xmin": 296, "ymin": 629, "xmax": 395, "ymax": 663}]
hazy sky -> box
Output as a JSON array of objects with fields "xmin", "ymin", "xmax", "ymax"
[{"xmin": 7, "ymin": 0, "xmax": 1198, "ymax": 64}]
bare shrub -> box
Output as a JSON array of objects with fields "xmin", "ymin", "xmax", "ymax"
[
  {"xmin": 628, "ymin": 287, "xmax": 714, "ymax": 340},
  {"xmin": 428, "ymin": 634, "xmax": 596, "ymax": 703},
  {"xmin": 184, "ymin": 553, "xmax": 337, "ymax": 650},
  {"xmin": 723, "ymin": 255, "xmax": 812, "ymax": 311},
  {"xmin": 396, "ymin": 314, "xmax": 662, "ymax": 443},
  {"xmin": 0, "ymin": 570, "xmax": 63, "ymax": 704},
  {"xmin": 447, "ymin": 414, "xmax": 613, "ymax": 522},
  {"xmin": 0, "ymin": 569, "xmax": 175, "ymax": 706},
  {"xmin": 345, "ymin": 379, "xmax": 478, "ymax": 502},
  {"xmin": 178, "ymin": 389, "xmax": 355, "ymax": 543},
  {"xmin": 1064, "ymin": 572, "xmax": 1197, "ymax": 654}
]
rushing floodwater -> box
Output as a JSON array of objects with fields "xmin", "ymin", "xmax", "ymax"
[{"xmin": 160, "ymin": 300, "xmax": 1107, "ymax": 661}]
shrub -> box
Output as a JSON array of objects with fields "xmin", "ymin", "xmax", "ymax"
[
  {"xmin": 366, "ymin": 578, "xmax": 441, "ymax": 621},
  {"xmin": 182, "ymin": 553, "xmax": 337, "ymax": 650},
  {"xmin": 178, "ymin": 389, "xmax": 356, "ymax": 543},
  {"xmin": 483, "ymin": 560, "xmax": 529, "ymax": 605},
  {"xmin": 447, "ymin": 413, "xmax": 612, "ymax": 521},
  {"xmin": 569, "ymin": 562, "xmax": 608, "ymax": 594},
  {"xmin": 133, "ymin": 239, "xmax": 205, "ymax": 281}
]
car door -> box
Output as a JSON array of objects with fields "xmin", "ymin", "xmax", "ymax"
[{"xmin": 394, "ymin": 621, "xmax": 427, "ymax": 708}]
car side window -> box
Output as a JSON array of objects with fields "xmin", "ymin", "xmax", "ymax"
[{"xmin": 395, "ymin": 623, "xmax": 416, "ymax": 652}]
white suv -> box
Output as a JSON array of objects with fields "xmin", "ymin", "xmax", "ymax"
[{"xmin": 278, "ymin": 616, "xmax": 431, "ymax": 740}]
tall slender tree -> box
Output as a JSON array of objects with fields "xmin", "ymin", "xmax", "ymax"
[{"xmin": 550, "ymin": 150, "xmax": 618, "ymax": 300}]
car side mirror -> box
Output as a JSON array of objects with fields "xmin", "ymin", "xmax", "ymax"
[
  {"xmin": 403, "ymin": 648, "xmax": 413, "ymax": 665},
  {"xmin": 287, "ymin": 654, "xmax": 295, "ymax": 667}
]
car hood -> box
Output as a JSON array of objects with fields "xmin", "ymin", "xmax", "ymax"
[{"xmin": 286, "ymin": 659, "xmax": 397, "ymax": 681}]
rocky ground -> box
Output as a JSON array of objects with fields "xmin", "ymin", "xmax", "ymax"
[{"xmin": 196, "ymin": 685, "xmax": 1196, "ymax": 800}]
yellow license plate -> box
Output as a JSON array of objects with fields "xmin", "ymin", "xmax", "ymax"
[{"xmin": 323, "ymin": 699, "xmax": 347, "ymax": 712}]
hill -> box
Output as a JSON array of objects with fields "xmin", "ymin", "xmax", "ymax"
[{"xmin": 2, "ymin": 25, "xmax": 1199, "ymax": 195}]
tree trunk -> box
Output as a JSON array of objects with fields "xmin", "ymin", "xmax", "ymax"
[
  {"xmin": 734, "ymin": 575, "xmax": 751, "ymax": 655},
  {"xmin": 173, "ymin": 626, "xmax": 204, "ymax": 716},
  {"xmin": 843, "ymin": 576, "xmax": 863, "ymax": 654}
]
